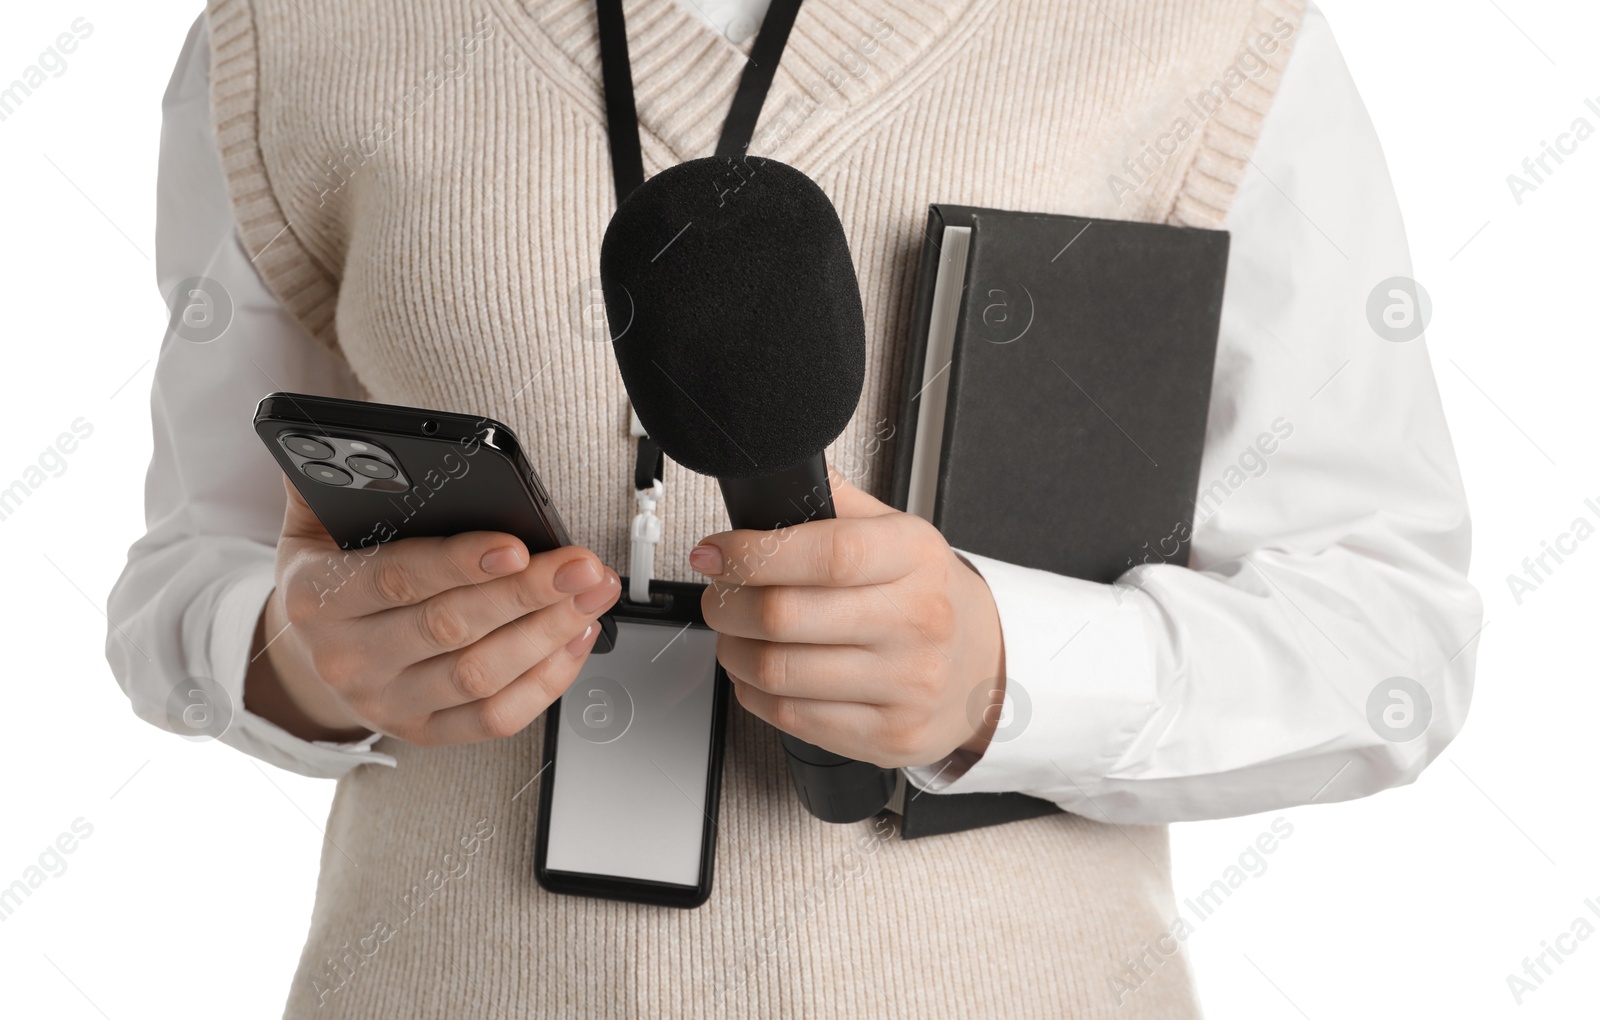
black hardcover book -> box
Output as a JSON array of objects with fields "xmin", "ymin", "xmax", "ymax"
[{"xmin": 890, "ymin": 204, "xmax": 1230, "ymax": 839}]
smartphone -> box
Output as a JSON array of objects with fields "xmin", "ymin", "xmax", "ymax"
[
  {"xmin": 252, "ymin": 391, "xmax": 614, "ymax": 651},
  {"xmin": 535, "ymin": 580, "xmax": 730, "ymax": 908}
]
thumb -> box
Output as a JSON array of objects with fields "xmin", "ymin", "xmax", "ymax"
[
  {"xmin": 279, "ymin": 473, "xmax": 336, "ymax": 543},
  {"xmin": 826, "ymin": 465, "xmax": 895, "ymax": 519}
]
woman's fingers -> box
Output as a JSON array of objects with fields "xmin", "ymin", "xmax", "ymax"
[
  {"xmin": 288, "ymin": 529, "xmax": 536, "ymax": 622},
  {"xmin": 414, "ymin": 623, "xmax": 606, "ymax": 746},
  {"xmin": 358, "ymin": 553, "xmax": 617, "ymax": 670},
  {"xmin": 702, "ymin": 582, "xmax": 896, "ymax": 645},
  {"xmin": 713, "ymin": 635, "xmax": 885, "ymax": 703},
  {"xmin": 391, "ymin": 575, "xmax": 619, "ymax": 711},
  {"xmin": 691, "ymin": 512, "xmax": 923, "ymax": 589},
  {"xmin": 728, "ymin": 677, "xmax": 886, "ymax": 761}
]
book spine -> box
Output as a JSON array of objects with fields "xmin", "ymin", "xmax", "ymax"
[{"xmin": 888, "ymin": 206, "xmax": 950, "ymax": 512}]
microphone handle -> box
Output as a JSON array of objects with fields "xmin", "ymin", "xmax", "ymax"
[{"xmin": 718, "ymin": 458, "xmax": 899, "ymax": 823}]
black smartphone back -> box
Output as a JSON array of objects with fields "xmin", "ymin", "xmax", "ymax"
[
  {"xmin": 253, "ymin": 391, "xmax": 614, "ymax": 649},
  {"xmin": 254, "ymin": 392, "xmax": 570, "ymax": 551}
]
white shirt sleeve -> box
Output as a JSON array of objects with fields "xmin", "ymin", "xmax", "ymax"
[
  {"xmin": 906, "ymin": 4, "xmax": 1483, "ymax": 823},
  {"xmin": 105, "ymin": 14, "xmax": 394, "ymax": 778}
]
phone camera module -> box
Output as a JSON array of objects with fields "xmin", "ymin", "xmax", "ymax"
[
  {"xmin": 346, "ymin": 454, "xmax": 398, "ymax": 480},
  {"xmin": 283, "ymin": 434, "xmax": 336, "ymax": 460},
  {"xmin": 302, "ymin": 461, "xmax": 354, "ymax": 486}
]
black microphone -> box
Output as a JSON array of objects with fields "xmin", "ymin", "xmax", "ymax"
[{"xmin": 599, "ymin": 155, "xmax": 898, "ymax": 824}]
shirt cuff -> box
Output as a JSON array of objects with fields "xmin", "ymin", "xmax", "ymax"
[
  {"xmin": 207, "ymin": 564, "xmax": 397, "ymax": 779},
  {"xmin": 902, "ymin": 551, "xmax": 1158, "ymax": 802}
]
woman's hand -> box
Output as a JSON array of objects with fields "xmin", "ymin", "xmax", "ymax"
[
  {"xmin": 245, "ymin": 477, "xmax": 622, "ymax": 746},
  {"xmin": 693, "ymin": 471, "xmax": 1005, "ymax": 769}
]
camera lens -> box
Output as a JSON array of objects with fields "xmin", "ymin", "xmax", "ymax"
[
  {"xmin": 346, "ymin": 454, "xmax": 397, "ymax": 480},
  {"xmin": 301, "ymin": 461, "xmax": 353, "ymax": 486},
  {"xmin": 283, "ymin": 434, "xmax": 335, "ymax": 460}
]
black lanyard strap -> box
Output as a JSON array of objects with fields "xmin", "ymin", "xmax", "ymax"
[
  {"xmin": 714, "ymin": 0, "xmax": 803, "ymax": 158},
  {"xmin": 596, "ymin": 0, "xmax": 804, "ymax": 204},
  {"xmin": 596, "ymin": 0, "xmax": 645, "ymax": 204}
]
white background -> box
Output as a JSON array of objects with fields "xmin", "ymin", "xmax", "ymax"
[{"xmin": 0, "ymin": 1, "xmax": 1595, "ymax": 1016}]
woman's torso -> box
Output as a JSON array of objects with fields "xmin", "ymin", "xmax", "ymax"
[{"xmin": 203, "ymin": 0, "xmax": 1300, "ymax": 1012}]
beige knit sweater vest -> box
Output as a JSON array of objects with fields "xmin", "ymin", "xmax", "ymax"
[{"xmin": 207, "ymin": 0, "xmax": 1302, "ymax": 1015}]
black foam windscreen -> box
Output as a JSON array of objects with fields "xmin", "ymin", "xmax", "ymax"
[{"xmin": 599, "ymin": 156, "xmax": 866, "ymax": 478}]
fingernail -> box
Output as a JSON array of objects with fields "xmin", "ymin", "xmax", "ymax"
[
  {"xmin": 565, "ymin": 624, "xmax": 595, "ymax": 658},
  {"xmin": 481, "ymin": 546, "xmax": 526, "ymax": 575},
  {"xmin": 689, "ymin": 543, "xmax": 724, "ymax": 576},
  {"xmin": 554, "ymin": 558, "xmax": 603, "ymax": 593},
  {"xmin": 575, "ymin": 571, "xmax": 619, "ymax": 613}
]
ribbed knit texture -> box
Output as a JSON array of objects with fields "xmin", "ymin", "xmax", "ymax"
[{"xmin": 206, "ymin": 0, "xmax": 1302, "ymax": 1015}]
